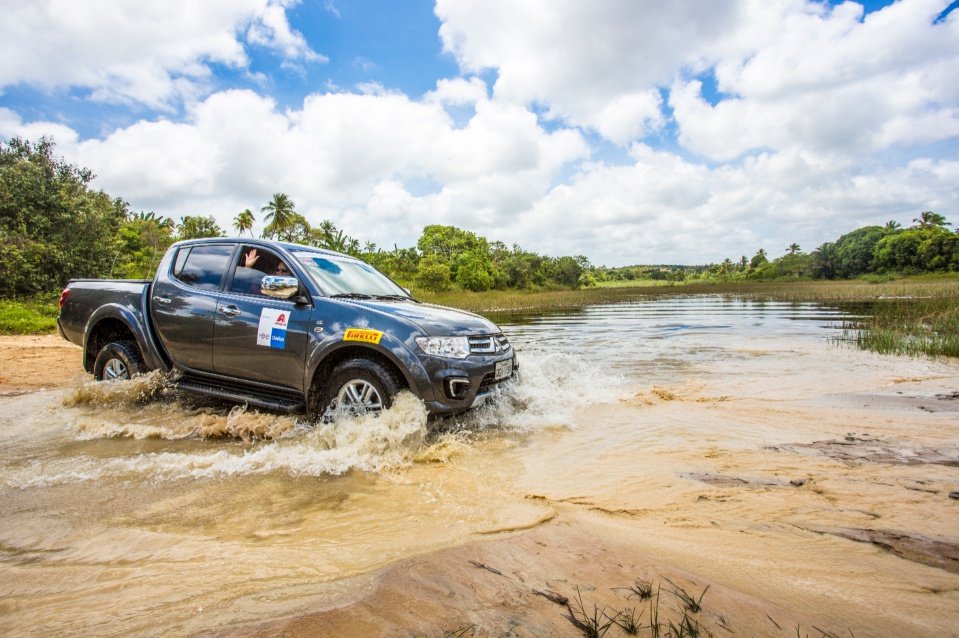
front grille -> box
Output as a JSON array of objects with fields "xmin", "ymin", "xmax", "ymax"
[
  {"xmin": 468, "ymin": 333, "xmax": 511, "ymax": 355},
  {"xmin": 477, "ymin": 370, "xmax": 515, "ymax": 395}
]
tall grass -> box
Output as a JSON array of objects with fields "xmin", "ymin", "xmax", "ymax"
[
  {"xmin": 0, "ymin": 295, "xmax": 59, "ymax": 335},
  {"xmin": 417, "ymin": 277, "xmax": 959, "ymax": 313},
  {"xmin": 840, "ymin": 297, "xmax": 959, "ymax": 358}
]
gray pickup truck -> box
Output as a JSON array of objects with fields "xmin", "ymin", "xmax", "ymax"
[{"xmin": 57, "ymin": 238, "xmax": 516, "ymax": 419}]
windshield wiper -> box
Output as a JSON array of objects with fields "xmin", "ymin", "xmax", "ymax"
[
  {"xmin": 372, "ymin": 294, "xmax": 413, "ymax": 302},
  {"xmin": 330, "ymin": 293, "xmax": 374, "ymax": 300}
]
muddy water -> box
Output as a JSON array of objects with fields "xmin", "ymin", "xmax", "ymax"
[{"xmin": 2, "ymin": 297, "xmax": 958, "ymax": 636}]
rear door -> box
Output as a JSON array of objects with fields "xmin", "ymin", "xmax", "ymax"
[
  {"xmin": 150, "ymin": 243, "xmax": 234, "ymax": 372},
  {"xmin": 212, "ymin": 246, "xmax": 312, "ymax": 391}
]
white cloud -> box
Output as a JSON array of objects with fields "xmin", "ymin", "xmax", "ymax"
[
  {"xmin": 436, "ymin": 0, "xmax": 741, "ymax": 141},
  {"xmin": 247, "ymin": 2, "xmax": 327, "ymax": 63},
  {"xmin": 3, "ymin": 0, "xmax": 958, "ymax": 267},
  {"xmin": 0, "ymin": 0, "xmax": 322, "ymax": 108},
  {"xmin": 2, "ymin": 88, "xmax": 587, "ymax": 254}
]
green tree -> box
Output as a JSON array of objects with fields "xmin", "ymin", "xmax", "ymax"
[
  {"xmin": 113, "ymin": 211, "xmax": 175, "ymax": 278},
  {"xmin": 415, "ymin": 254, "xmax": 452, "ymax": 292},
  {"xmin": 261, "ymin": 193, "xmax": 296, "ymax": 240},
  {"xmin": 787, "ymin": 243, "xmax": 802, "ymax": 255},
  {"xmin": 233, "ymin": 209, "xmax": 255, "ymax": 237},
  {"xmin": 832, "ymin": 226, "xmax": 888, "ymax": 278},
  {"xmin": 0, "ymin": 137, "xmax": 127, "ymax": 296},
  {"xmin": 176, "ymin": 216, "xmax": 224, "ymax": 240},
  {"xmin": 749, "ymin": 248, "xmax": 768, "ymax": 269},
  {"xmin": 873, "ymin": 229, "xmax": 924, "ymax": 272},
  {"xmin": 912, "ymin": 211, "xmax": 951, "ymax": 230},
  {"xmin": 454, "ymin": 249, "xmax": 494, "ymax": 292}
]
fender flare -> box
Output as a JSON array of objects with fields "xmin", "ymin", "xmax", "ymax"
[
  {"xmin": 83, "ymin": 303, "xmax": 170, "ymax": 374},
  {"xmin": 304, "ymin": 332, "xmax": 433, "ymax": 406}
]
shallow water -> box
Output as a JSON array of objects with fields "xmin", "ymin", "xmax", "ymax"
[{"xmin": 1, "ymin": 297, "xmax": 958, "ymax": 636}]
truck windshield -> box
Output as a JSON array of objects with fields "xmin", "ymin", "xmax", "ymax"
[{"xmin": 294, "ymin": 252, "xmax": 409, "ymax": 298}]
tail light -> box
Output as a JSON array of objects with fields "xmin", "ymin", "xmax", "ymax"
[{"xmin": 58, "ymin": 287, "xmax": 71, "ymax": 310}]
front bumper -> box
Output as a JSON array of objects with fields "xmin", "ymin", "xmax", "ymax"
[{"xmin": 420, "ymin": 352, "xmax": 518, "ymax": 415}]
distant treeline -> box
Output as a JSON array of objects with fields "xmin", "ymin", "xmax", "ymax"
[
  {"xmin": 592, "ymin": 213, "xmax": 956, "ymax": 284},
  {"xmin": 1, "ymin": 136, "xmax": 956, "ymax": 299}
]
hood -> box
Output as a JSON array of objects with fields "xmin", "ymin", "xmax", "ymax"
[{"xmin": 347, "ymin": 299, "xmax": 499, "ymax": 335}]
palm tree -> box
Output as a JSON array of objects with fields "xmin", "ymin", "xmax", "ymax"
[
  {"xmin": 720, "ymin": 258, "xmax": 734, "ymax": 280},
  {"xmin": 261, "ymin": 193, "xmax": 296, "ymax": 240},
  {"xmin": 233, "ymin": 209, "xmax": 255, "ymax": 237},
  {"xmin": 787, "ymin": 243, "xmax": 801, "ymax": 255},
  {"xmin": 912, "ymin": 211, "xmax": 951, "ymax": 230},
  {"xmin": 884, "ymin": 220, "xmax": 901, "ymax": 231}
]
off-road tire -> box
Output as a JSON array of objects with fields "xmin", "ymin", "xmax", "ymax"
[
  {"xmin": 313, "ymin": 358, "xmax": 402, "ymax": 422},
  {"xmin": 93, "ymin": 340, "xmax": 146, "ymax": 381}
]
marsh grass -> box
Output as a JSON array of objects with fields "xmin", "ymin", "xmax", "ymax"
[
  {"xmin": 668, "ymin": 582, "xmax": 709, "ymax": 613},
  {"xmin": 0, "ymin": 294, "xmax": 59, "ymax": 335},
  {"xmin": 418, "ymin": 277, "xmax": 959, "ymax": 314},
  {"xmin": 613, "ymin": 606, "xmax": 643, "ymax": 635},
  {"xmin": 840, "ymin": 297, "xmax": 959, "ymax": 357},
  {"xmin": 615, "ymin": 578, "xmax": 655, "ymax": 601},
  {"xmin": 564, "ymin": 587, "xmax": 619, "ymax": 638},
  {"xmin": 667, "ymin": 611, "xmax": 702, "ymax": 638}
]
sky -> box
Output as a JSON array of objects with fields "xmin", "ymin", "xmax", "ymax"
[{"xmin": 1, "ymin": 0, "xmax": 958, "ymax": 267}]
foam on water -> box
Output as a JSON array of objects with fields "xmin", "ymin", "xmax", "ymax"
[
  {"xmin": 455, "ymin": 350, "xmax": 628, "ymax": 431},
  {"xmin": 4, "ymin": 351, "xmax": 624, "ymax": 488}
]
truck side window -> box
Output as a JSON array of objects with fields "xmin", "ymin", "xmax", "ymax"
[
  {"xmin": 172, "ymin": 247, "xmax": 191, "ymax": 279},
  {"xmin": 173, "ymin": 245, "xmax": 234, "ymax": 291},
  {"xmin": 230, "ymin": 247, "xmax": 285, "ymax": 296}
]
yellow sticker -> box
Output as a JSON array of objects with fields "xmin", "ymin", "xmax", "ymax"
[{"xmin": 343, "ymin": 328, "xmax": 383, "ymax": 345}]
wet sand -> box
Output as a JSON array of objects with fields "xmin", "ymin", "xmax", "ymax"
[
  {"xmin": 0, "ymin": 334, "xmax": 84, "ymax": 393},
  {"xmin": 1, "ymin": 331, "xmax": 958, "ymax": 637}
]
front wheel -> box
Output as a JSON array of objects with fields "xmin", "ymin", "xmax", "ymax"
[
  {"xmin": 313, "ymin": 358, "xmax": 402, "ymax": 422},
  {"xmin": 93, "ymin": 341, "xmax": 145, "ymax": 381}
]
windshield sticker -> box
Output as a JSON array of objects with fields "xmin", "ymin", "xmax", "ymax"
[
  {"xmin": 344, "ymin": 328, "xmax": 383, "ymax": 345},
  {"xmin": 257, "ymin": 308, "xmax": 288, "ymax": 349}
]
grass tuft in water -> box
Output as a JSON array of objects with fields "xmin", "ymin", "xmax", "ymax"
[
  {"xmin": 668, "ymin": 611, "xmax": 702, "ymax": 638},
  {"xmin": 612, "ymin": 606, "xmax": 643, "ymax": 635},
  {"xmin": 615, "ymin": 577, "xmax": 655, "ymax": 601},
  {"xmin": 840, "ymin": 297, "xmax": 959, "ymax": 358},
  {"xmin": 669, "ymin": 583, "xmax": 709, "ymax": 613},
  {"xmin": 563, "ymin": 587, "xmax": 619, "ymax": 638}
]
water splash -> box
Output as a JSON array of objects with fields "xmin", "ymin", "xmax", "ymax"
[{"xmin": 453, "ymin": 351, "xmax": 628, "ymax": 431}]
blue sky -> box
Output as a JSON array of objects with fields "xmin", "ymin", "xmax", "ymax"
[{"xmin": 1, "ymin": 0, "xmax": 957, "ymax": 266}]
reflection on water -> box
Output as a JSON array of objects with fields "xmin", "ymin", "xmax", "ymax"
[
  {"xmin": 1, "ymin": 296, "xmax": 957, "ymax": 637},
  {"xmin": 494, "ymin": 296, "xmax": 855, "ymax": 381}
]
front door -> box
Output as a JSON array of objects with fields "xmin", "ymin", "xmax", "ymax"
[{"xmin": 212, "ymin": 246, "xmax": 312, "ymax": 391}]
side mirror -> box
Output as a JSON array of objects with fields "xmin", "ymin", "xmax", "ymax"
[{"xmin": 261, "ymin": 275, "xmax": 299, "ymax": 300}]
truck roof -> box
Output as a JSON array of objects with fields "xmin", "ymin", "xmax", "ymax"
[{"xmin": 170, "ymin": 237, "xmax": 356, "ymax": 261}]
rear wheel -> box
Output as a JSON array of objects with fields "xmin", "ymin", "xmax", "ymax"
[
  {"xmin": 93, "ymin": 341, "xmax": 145, "ymax": 381},
  {"xmin": 313, "ymin": 358, "xmax": 402, "ymax": 422}
]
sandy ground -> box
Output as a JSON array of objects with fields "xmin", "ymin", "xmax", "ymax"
[
  {"xmin": 3, "ymin": 335, "xmax": 957, "ymax": 637},
  {"xmin": 0, "ymin": 334, "xmax": 84, "ymax": 393}
]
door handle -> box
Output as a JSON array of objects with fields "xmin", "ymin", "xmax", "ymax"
[
  {"xmin": 153, "ymin": 296, "xmax": 172, "ymax": 305},
  {"xmin": 219, "ymin": 305, "xmax": 241, "ymax": 316}
]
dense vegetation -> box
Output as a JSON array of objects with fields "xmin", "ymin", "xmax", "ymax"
[{"xmin": 592, "ymin": 213, "xmax": 957, "ymax": 285}]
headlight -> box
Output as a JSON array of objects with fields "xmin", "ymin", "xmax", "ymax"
[{"xmin": 415, "ymin": 336, "xmax": 470, "ymax": 359}]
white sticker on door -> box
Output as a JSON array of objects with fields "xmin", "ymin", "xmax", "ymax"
[{"xmin": 257, "ymin": 308, "xmax": 288, "ymax": 348}]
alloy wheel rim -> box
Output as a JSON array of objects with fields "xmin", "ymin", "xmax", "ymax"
[
  {"xmin": 103, "ymin": 358, "xmax": 129, "ymax": 381},
  {"xmin": 335, "ymin": 379, "xmax": 383, "ymax": 415}
]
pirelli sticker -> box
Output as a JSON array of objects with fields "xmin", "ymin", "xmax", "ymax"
[{"xmin": 343, "ymin": 328, "xmax": 383, "ymax": 345}]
